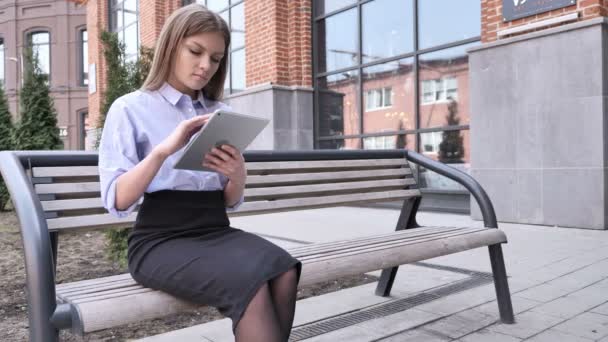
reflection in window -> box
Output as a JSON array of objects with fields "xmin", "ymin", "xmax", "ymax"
[
  {"xmin": 110, "ymin": 0, "xmax": 139, "ymax": 61},
  {"xmin": 364, "ymin": 135, "xmax": 395, "ymax": 149},
  {"xmin": 319, "ymin": 138, "xmax": 361, "ymax": 150},
  {"xmin": 421, "ymin": 77, "xmax": 457, "ymax": 104},
  {"xmin": 317, "ymin": 8, "xmax": 358, "ymax": 73},
  {"xmin": 318, "ymin": 70, "xmax": 360, "ymax": 137},
  {"xmin": 362, "ymin": 0, "xmax": 413, "ymax": 63},
  {"xmin": 0, "ymin": 38, "xmax": 4, "ymax": 85},
  {"xmin": 80, "ymin": 30, "xmax": 88, "ymax": 85},
  {"xmin": 313, "ymin": 0, "xmax": 479, "ymax": 192},
  {"xmin": 197, "ymin": 0, "xmax": 245, "ymax": 94},
  {"xmin": 419, "ymin": 129, "xmax": 469, "ymax": 190},
  {"xmin": 362, "ymin": 58, "xmax": 415, "ymax": 134},
  {"xmin": 314, "ymin": 0, "xmax": 357, "ymax": 16},
  {"xmin": 28, "ymin": 31, "xmax": 51, "ymax": 80},
  {"xmin": 418, "ymin": 0, "xmax": 480, "ymax": 49},
  {"xmin": 421, "ymin": 131, "xmax": 442, "ymax": 154},
  {"xmin": 364, "ymin": 87, "xmax": 392, "ymax": 111}
]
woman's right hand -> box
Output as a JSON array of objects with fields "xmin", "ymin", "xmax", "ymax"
[{"xmin": 154, "ymin": 114, "xmax": 212, "ymax": 159}]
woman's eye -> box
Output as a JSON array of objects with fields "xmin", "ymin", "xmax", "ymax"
[
  {"xmin": 211, "ymin": 58, "xmax": 220, "ymax": 64},
  {"xmin": 189, "ymin": 49, "xmax": 201, "ymax": 55}
]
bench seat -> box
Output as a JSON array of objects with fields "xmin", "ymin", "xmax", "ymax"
[{"xmin": 56, "ymin": 225, "xmax": 506, "ymax": 334}]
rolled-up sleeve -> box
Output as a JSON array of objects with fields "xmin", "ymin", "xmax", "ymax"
[{"xmin": 98, "ymin": 99, "xmax": 140, "ymax": 218}]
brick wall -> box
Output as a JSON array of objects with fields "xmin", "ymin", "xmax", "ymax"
[
  {"xmin": 86, "ymin": 0, "xmax": 108, "ymax": 130},
  {"xmin": 482, "ymin": 0, "xmax": 608, "ymax": 42},
  {"xmin": 246, "ymin": 0, "xmax": 312, "ymax": 88},
  {"xmin": 86, "ymin": 0, "xmax": 180, "ymax": 129},
  {"xmin": 88, "ymin": 0, "xmax": 313, "ymax": 128}
]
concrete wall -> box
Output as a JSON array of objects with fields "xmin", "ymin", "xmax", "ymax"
[
  {"xmin": 469, "ymin": 18, "xmax": 608, "ymax": 229},
  {"xmin": 224, "ymin": 83, "xmax": 314, "ymax": 150}
]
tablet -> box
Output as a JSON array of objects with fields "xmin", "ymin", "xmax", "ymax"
[{"xmin": 173, "ymin": 110, "xmax": 270, "ymax": 172}]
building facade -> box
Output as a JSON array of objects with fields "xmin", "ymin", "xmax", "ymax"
[
  {"xmin": 0, "ymin": 0, "xmax": 88, "ymax": 149},
  {"xmin": 85, "ymin": 0, "xmax": 608, "ymax": 229}
]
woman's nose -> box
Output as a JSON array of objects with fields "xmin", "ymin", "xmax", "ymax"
[{"xmin": 198, "ymin": 57, "xmax": 210, "ymax": 70}]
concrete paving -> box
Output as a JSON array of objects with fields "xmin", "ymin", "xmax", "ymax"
[{"xmin": 136, "ymin": 207, "xmax": 608, "ymax": 342}]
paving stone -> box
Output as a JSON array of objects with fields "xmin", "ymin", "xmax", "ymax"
[
  {"xmin": 379, "ymin": 328, "xmax": 450, "ymax": 342},
  {"xmin": 591, "ymin": 302, "xmax": 608, "ymax": 316},
  {"xmin": 356, "ymin": 308, "xmax": 441, "ymax": 337},
  {"xmin": 525, "ymin": 329, "xmax": 594, "ymax": 342},
  {"xmin": 422, "ymin": 308, "xmax": 497, "ymax": 339},
  {"xmin": 472, "ymin": 295, "xmax": 542, "ymax": 319},
  {"xmin": 458, "ymin": 328, "xmax": 522, "ymax": 342},
  {"xmin": 416, "ymin": 284, "xmax": 496, "ymax": 316},
  {"xmin": 530, "ymin": 285, "xmax": 608, "ymax": 319},
  {"xmin": 552, "ymin": 312, "xmax": 608, "ymax": 340},
  {"xmin": 487, "ymin": 310, "xmax": 566, "ymax": 339}
]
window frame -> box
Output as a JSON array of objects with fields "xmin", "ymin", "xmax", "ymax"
[
  {"xmin": 78, "ymin": 27, "xmax": 88, "ymax": 87},
  {"xmin": 25, "ymin": 29, "xmax": 52, "ymax": 83}
]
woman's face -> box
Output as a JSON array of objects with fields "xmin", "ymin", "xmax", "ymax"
[{"xmin": 168, "ymin": 31, "xmax": 225, "ymax": 98}]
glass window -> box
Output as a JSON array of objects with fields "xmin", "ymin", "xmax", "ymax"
[
  {"xmin": 362, "ymin": 0, "xmax": 413, "ymax": 63},
  {"xmin": 0, "ymin": 39, "xmax": 4, "ymax": 86},
  {"xmin": 318, "ymin": 70, "xmax": 360, "ymax": 137},
  {"xmin": 198, "ymin": 0, "xmax": 246, "ymax": 94},
  {"xmin": 28, "ymin": 32, "xmax": 51, "ymax": 80},
  {"xmin": 317, "ymin": 8, "xmax": 358, "ymax": 73},
  {"xmin": 231, "ymin": 49, "xmax": 246, "ymax": 92},
  {"xmin": 205, "ymin": 0, "xmax": 229, "ymax": 12},
  {"xmin": 418, "ymin": 0, "xmax": 480, "ymax": 49},
  {"xmin": 80, "ymin": 30, "xmax": 88, "ymax": 86},
  {"xmin": 419, "ymin": 129, "xmax": 470, "ymax": 190},
  {"xmin": 362, "ymin": 58, "xmax": 415, "ymax": 134},
  {"xmin": 314, "ymin": 0, "xmax": 357, "ymax": 16},
  {"xmin": 319, "ymin": 138, "xmax": 361, "ymax": 150},
  {"xmin": 231, "ymin": 2, "xmax": 244, "ymax": 49},
  {"xmin": 313, "ymin": 0, "xmax": 480, "ymax": 192},
  {"xmin": 110, "ymin": 0, "xmax": 139, "ymax": 61},
  {"xmin": 419, "ymin": 43, "xmax": 476, "ymax": 129}
]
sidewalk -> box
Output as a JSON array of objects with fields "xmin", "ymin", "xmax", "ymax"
[{"xmin": 136, "ymin": 207, "xmax": 608, "ymax": 341}]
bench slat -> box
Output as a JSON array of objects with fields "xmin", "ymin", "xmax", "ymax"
[
  {"xmin": 33, "ymin": 159, "xmax": 407, "ymax": 178},
  {"xmin": 46, "ymin": 190, "xmax": 419, "ymax": 230},
  {"xmin": 40, "ymin": 179, "xmax": 415, "ymax": 213},
  {"xmin": 234, "ymin": 189, "xmax": 419, "ymax": 215},
  {"xmin": 36, "ymin": 169, "xmax": 410, "ymax": 197},
  {"xmin": 35, "ymin": 182, "xmax": 100, "ymax": 195},
  {"xmin": 47, "ymin": 212, "xmax": 138, "ymax": 231}
]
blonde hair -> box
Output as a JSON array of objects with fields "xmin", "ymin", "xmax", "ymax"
[{"xmin": 142, "ymin": 4, "xmax": 231, "ymax": 100}]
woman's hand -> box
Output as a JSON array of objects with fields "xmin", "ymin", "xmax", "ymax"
[
  {"xmin": 154, "ymin": 114, "xmax": 212, "ymax": 159},
  {"xmin": 203, "ymin": 145, "xmax": 246, "ymax": 186}
]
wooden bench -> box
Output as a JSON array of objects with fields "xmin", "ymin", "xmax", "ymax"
[{"xmin": 0, "ymin": 149, "xmax": 514, "ymax": 341}]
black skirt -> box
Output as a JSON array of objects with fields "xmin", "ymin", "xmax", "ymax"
[{"xmin": 127, "ymin": 190, "xmax": 302, "ymax": 330}]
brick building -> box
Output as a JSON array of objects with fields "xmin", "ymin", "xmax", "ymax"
[
  {"xmin": 83, "ymin": 0, "xmax": 608, "ymax": 229},
  {"xmin": 0, "ymin": 0, "xmax": 88, "ymax": 149}
]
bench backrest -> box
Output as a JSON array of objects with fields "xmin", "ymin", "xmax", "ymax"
[{"xmin": 28, "ymin": 152, "xmax": 420, "ymax": 232}]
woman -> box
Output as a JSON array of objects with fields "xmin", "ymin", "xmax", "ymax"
[{"xmin": 98, "ymin": 4, "xmax": 301, "ymax": 341}]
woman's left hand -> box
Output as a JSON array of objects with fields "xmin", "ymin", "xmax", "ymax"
[{"xmin": 203, "ymin": 145, "xmax": 246, "ymax": 186}]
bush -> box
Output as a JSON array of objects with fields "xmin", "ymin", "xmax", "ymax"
[
  {"xmin": 0, "ymin": 85, "xmax": 14, "ymax": 211},
  {"xmin": 13, "ymin": 47, "xmax": 62, "ymax": 151},
  {"xmin": 99, "ymin": 31, "xmax": 154, "ymax": 266}
]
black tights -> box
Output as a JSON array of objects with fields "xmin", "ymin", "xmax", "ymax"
[{"xmin": 235, "ymin": 267, "xmax": 299, "ymax": 342}]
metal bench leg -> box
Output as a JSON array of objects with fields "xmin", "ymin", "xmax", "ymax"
[
  {"xmin": 376, "ymin": 267, "xmax": 399, "ymax": 297},
  {"xmin": 374, "ymin": 194, "xmax": 420, "ymax": 297},
  {"xmin": 489, "ymin": 244, "xmax": 515, "ymax": 324}
]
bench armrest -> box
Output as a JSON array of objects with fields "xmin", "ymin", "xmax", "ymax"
[
  {"xmin": 405, "ymin": 150, "xmax": 498, "ymax": 228},
  {"xmin": 0, "ymin": 151, "xmax": 64, "ymax": 337}
]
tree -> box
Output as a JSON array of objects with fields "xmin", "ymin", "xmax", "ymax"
[
  {"xmin": 0, "ymin": 85, "xmax": 14, "ymax": 210},
  {"xmin": 97, "ymin": 31, "xmax": 154, "ymax": 147},
  {"xmin": 395, "ymin": 120, "xmax": 407, "ymax": 150},
  {"xmin": 98, "ymin": 31, "xmax": 154, "ymax": 267},
  {"xmin": 13, "ymin": 47, "xmax": 62, "ymax": 151},
  {"xmin": 438, "ymin": 99, "xmax": 465, "ymax": 164}
]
